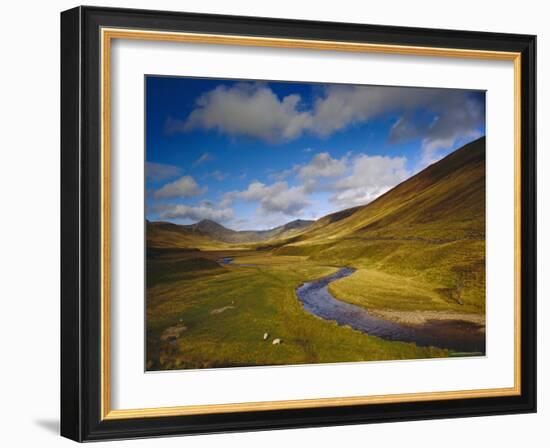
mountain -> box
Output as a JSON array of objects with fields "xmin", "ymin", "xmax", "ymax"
[
  {"xmin": 146, "ymin": 220, "xmax": 223, "ymax": 249},
  {"xmin": 185, "ymin": 218, "xmax": 314, "ymax": 243},
  {"xmin": 272, "ymin": 137, "xmax": 486, "ymax": 313},
  {"xmin": 184, "ymin": 219, "xmax": 244, "ymax": 242},
  {"xmin": 149, "ymin": 137, "xmax": 484, "ymax": 251},
  {"xmin": 147, "ymin": 218, "xmax": 314, "ymax": 247},
  {"xmin": 288, "ymin": 136, "xmax": 485, "ymax": 246}
]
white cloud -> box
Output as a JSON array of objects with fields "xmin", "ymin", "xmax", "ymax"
[
  {"xmin": 388, "ymin": 117, "xmax": 420, "ymax": 142},
  {"xmin": 308, "ymin": 85, "xmax": 391, "ymax": 136},
  {"xmin": 268, "ymin": 165, "xmax": 301, "ymax": 182},
  {"xmin": 155, "ymin": 203, "xmax": 234, "ymax": 223},
  {"xmin": 299, "ymin": 152, "xmax": 347, "ymax": 179},
  {"xmin": 178, "ymin": 83, "xmax": 436, "ymax": 142},
  {"xmin": 221, "ymin": 150, "xmax": 410, "ymax": 216},
  {"xmin": 145, "ymin": 161, "xmax": 181, "ymax": 182},
  {"xmin": 153, "ymin": 175, "xmax": 206, "ymax": 199},
  {"xmin": 209, "ymin": 170, "xmax": 228, "ymax": 181},
  {"xmin": 224, "ymin": 180, "xmax": 310, "ymax": 216},
  {"xmin": 192, "ymin": 152, "xmax": 214, "ymax": 167},
  {"xmin": 268, "ymin": 168, "xmax": 293, "ymax": 181},
  {"xmin": 389, "ymin": 94, "xmax": 485, "ymax": 167},
  {"xmin": 170, "ymin": 83, "xmax": 484, "ymax": 163},
  {"xmin": 331, "ymin": 188, "xmax": 390, "ymax": 209},
  {"xmin": 261, "ymin": 185, "xmax": 309, "ymax": 215},
  {"xmin": 220, "ymin": 192, "xmax": 237, "ymax": 208},
  {"xmin": 419, "ymin": 130, "xmax": 481, "ymax": 168},
  {"xmin": 180, "ymin": 83, "xmax": 312, "ymax": 142},
  {"xmin": 330, "ymin": 154, "xmax": 409, "ymax": 209},
  {"xmin": 149, "ymin": 149, "xmax": 414, "ymax": 227}
]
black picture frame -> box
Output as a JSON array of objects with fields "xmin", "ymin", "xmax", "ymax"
[{"xmin": 61, "ymin": 5, "xmax": 536, "ymax": 442}]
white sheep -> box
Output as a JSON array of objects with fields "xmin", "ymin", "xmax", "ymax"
[
  {"xmin": 263, "ymin": 332, "xmax": 269, "ymax": 340},
  {"xmin": 272, "ymin": 338, "xmax": 281, "ymax": 345}
]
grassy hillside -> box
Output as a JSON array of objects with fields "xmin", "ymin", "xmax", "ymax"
[
  {"xmin": 146, "ymin": 221, "xmax": 231, "ymax": 250},
  {"xmin": 278, "ymin": 137, "xmax": 486, "ymax": 317},
  {"xmin": 283, "ymin": 137, "xmax": 485, "ymax": 244}
]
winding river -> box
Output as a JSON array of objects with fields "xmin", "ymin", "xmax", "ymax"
[
  {"xmin": 296, "ymin": 268, "xmax": 485, "ymax": 353},
  {"xmin": 219, "ymin": 258, "xmax": 485, "ymax": 353}
]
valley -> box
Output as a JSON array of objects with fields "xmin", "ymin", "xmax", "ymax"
[{"xmin": 146, "ymin": 137, "xmax": 486, "ymax": 370}]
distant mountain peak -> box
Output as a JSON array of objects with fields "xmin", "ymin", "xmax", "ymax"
[
  {"xmin": 148, "ymin": 217, "xmax": 314, "ymax": 244},
  {"xmin": 148, "ymin": 138, "xmax": 484, "ymax": 249},
  {"xmin": 279, "ymin": 219, "xmax": 314, "ymax": 230},
  {"xmin": 195, "ymin": 219, "xmax": 225, "ymax": 228},
  {"xmin": 196, "ymin": 219, "xmax": 217, "ymax": 225}
]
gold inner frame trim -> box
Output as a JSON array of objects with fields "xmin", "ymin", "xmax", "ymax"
[{"xmin": 100, "ymin": 27, "xmax": 522, "ymax": 421}]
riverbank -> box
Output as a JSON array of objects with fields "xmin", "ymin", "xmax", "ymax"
[
  {"xmin": 296, "ymin": 267, "xmax": 485, "ymax": 353},
  {"xmin": 369, "ymin": 309, "xmax": 485, "ymax": 328},
  {"xmin": 146, "ymin": 251, "xmax": 447, "ymax": 370}
]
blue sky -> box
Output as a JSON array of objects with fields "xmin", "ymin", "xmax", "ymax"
[{"xmin": 146, "ymin": 76, "xmax": 485, "ymax": 230}]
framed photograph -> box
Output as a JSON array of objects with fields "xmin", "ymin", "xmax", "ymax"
[{"xmin": 60, "ymin": 6, "xmax": 536, "ymax": 441}]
